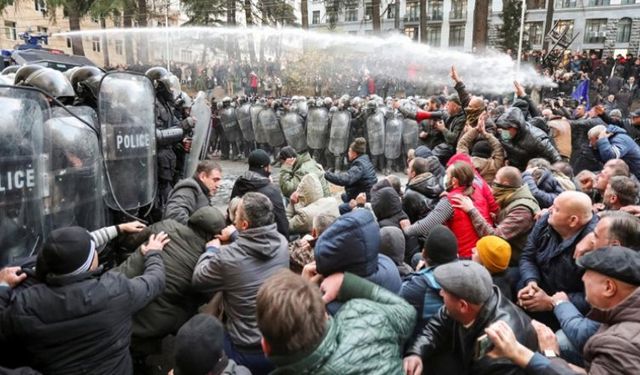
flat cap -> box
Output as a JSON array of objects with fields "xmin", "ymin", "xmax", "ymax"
[
  {"xmin": 434, "ymin": 260, "xmax": 493, "ymax": 304},
  {"xmin": 577, "ymin": 246, "xmax": 640, "ymax": 286}
]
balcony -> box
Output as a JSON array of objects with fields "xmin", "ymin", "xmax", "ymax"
[
  {"xmin": 428, "ymin": 13, "xmax": 443, "ymax": 21},
  {"xmin": 449, "ymin": 10, "xmax": 465, "ymax": 20}
]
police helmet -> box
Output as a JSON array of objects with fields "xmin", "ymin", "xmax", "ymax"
[
  {"xmin": 21, "ymin": 68, "xmax": 75, "ymax": 99},
  {"xmin": 145, "ymin": 66, "xmax": 172, "ymax": 93},
  {"xmin": 1, "ymin": 65, "xmax": 19, "ymax": 75},
  {"xmin": 324, "ymin": 97, "xmax": 333, "ymax": 106},
  {"xmin": 70, "ymin": 66, "xmax": 104, "ymax": 98},
  {"xmin": 176, "ymin": 92, "xmax": 193, "ymax": 109},
  {"xmin": 14, "ymin": 64, "xmax": 45, "ymax": 85}
]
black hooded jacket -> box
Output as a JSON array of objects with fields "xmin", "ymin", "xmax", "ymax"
[{"xmin": 230, "ymin": 170, "xmax": 289, "ymax": 238}]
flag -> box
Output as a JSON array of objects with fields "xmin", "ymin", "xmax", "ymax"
[{"xmin": 572, "ymin": 79, "xmax": 590, "ymax": 110}]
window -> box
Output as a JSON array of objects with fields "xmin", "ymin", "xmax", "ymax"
[
  {"xmin": 428, "ymin": 0, "xmax": 443, "ymax": 20},
  {"xmin": 617, "ymin": 18, "xmax": 632, "ymax": 43},
  {"xmin": 312, "ymin": 10, "xmax": 320, "ymax": 24},
  {"xmin": 386, "ymin": 3, "xmax": 396, "ymax": 19},
  {"xmin": 427, "ymin": 26, "xmax": 441, "ymax": 45},
  {"xmin": 584, "ymin": 19, "xmax": 607, "ymax": 44},
  {"xmin": 115, "ymin": 40, "xmax": 123, "ymax": 55},
  {"xmin": 66, "ymin": 37, "xmax": 71, "ymax": 48},
  {"xmin": 525, "ymin": 22, "xmax": 543, "ymax": 45},
  {"xmin": 450, "ymin": 0, "xmax": 467, "ymax": 20},
  {"xmin": 526, "ymin": 0, "xmax": 545, "ymax": 9},
  {"xmin": 345, "ymin": 8, "xmax": 358, "ymax": 22},
  {"xmin": 588, "ymin": 0, "xmax": 610, "ymax": 5},
  {"xmin": 113, "ymin": 14, "xmax": 122, "ymax": 27},
  {"xmin": 37, "ymin": 26, "xmax": 48, "ymax": 45},
  {"xmin": 406, "ymin": 2, "xmax": 419, "ymax": 22},
  {"xmin": 556, "ymin": 19, "xmax": 574, "ymax": 38},
  {"xmin": 555, "ymin": 0, "xmax": 577, "ymax": 8},
  {"xmin": 404, "ymin": 27, "xmax": 417, "ymax": 41},
  {"xmin": 92, "ymin": 36, "xmax": 100, "ymax": 52},
  {"xmin": 449, "ymin": 25, "xmax": 465, "ymax": 46},
  {"xmin": 34, "ymin": 0, "xmax": 46, "ymax": 12},
  {"xmin": 365, "ymin": 5, "xmax": 372, "ymax": 20},
  {"xmin": 621, "ymin": 0, "xmax": 635, "ymax": 4},
  {"xmin": 4, "ymin": 21, "xmax": 17, "ymax": 40}
]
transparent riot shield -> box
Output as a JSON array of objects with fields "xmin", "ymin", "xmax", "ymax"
[
  {"xmin": 43, "ymin": 110, "xmax": 106, "ymax": 234},
  {"xmin": 306, "ymin": 107, "xmax": 329, "ymax": 150},
  {"xmin": 402, "ymin": 118, "xmax": 419, "ymax": 152},
  {"xmin": 281, "ymin": 111, "xmax": 307, "ymax": 153},
  {"xmin": 237, "ymin": 103, "xmax": 255, "ymax": 142},
  {"xmin": 0, "ymin": 86, "xmax": 49, "ymax": 266},
  {"xmin": 98, "ymin": 72, "xmax": 156, "ymax": 211},
  {"xmin": 251, "ymin": 104, "xmax": 268, "ymax": 144},
  {"xmin": 328, "ymin": 110, "xmax": 351, "ymax": 156},
  {"xmin": 384, "ymin": 116, "xmax": 404, "ymax": 160},
  {"xmin": 259, "ymin": 107, "xmax": 285, "ymax": 147},
  {"xmin": 185, "ymin": 91, "xmax": 212, "ymax": 178},
  {"xmin": 366, "ymin": 110, "xmax": 385, "ymax": 156},
  {"xmin": 220, "ymin": 106, "xmax": 242, "ymax": 143}
]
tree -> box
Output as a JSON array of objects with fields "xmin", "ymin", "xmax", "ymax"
[
  {"xmin": 419, "ymin": 0, "xmax": 426, "ymax": 43},
  {"xmin": 47, "ymin": 0, "xmax": 97, "ymax": 56},
  {"xmin": 301, "ymin": 0, "xmax": 308, "ymax": 29},
  {"xmin": 371, "ymin": 0, "xmax": 380, "ymax": 32},
  {"xmin": 498, "ymin": 0, "xmax": 529, "ymax": 53},
  {"xmin": 473, "ymin": 0, "xmax": 490, "ymax": 51},
  {"xmin": 542, "ymin": 0, "xmax": 554, "ymax": 51}
]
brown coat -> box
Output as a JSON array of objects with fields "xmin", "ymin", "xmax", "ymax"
[
  {"xmin": 548, "ymin": 117, "xmax": 572, "ymax": 160},
  {"xmin": 583, "ymin": 287, "xmax": 640, "ymax": 374},
  {"xmin": 456, "ymin": 127, "xmax": 505, "ymax": 185}
]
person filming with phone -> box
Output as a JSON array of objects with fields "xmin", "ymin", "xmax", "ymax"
[{"xmin": 403, "ymin": 261, "xmax": 538, "ymax": 375}]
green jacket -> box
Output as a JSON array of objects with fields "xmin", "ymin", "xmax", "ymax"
[
  {"xmin": 270, "ymin": 273, "xmax": 416, "ymax": 375},
  {"xmin": 115, "ymin": 207, "xmax": 226, "ymax": 340},
  {"xmin": 279, "ymin": 152, "xmax": 331, "ymax": 198}
]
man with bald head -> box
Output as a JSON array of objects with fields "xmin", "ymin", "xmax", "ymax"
[{"xmin": 518, "ymin": 191, "xmax": 598, "ymax": 327}]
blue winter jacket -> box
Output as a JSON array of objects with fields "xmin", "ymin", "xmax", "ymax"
[{"xmin": 594, "ymin": 125, "xmax": 640, "ymax": 180}]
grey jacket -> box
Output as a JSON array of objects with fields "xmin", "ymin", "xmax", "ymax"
[
  {"xmin": 163, "ymin": 177, "xmax": 211, "ymax": 225},
  {"xmin": 192, "ymin": 223, "xmax": 289, "ymax": 347}
]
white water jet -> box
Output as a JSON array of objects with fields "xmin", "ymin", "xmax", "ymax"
[{"xmin": 56, "ymin": 26, "xmax": 555, "ymax": 94}]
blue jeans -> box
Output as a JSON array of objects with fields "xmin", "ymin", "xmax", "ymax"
[
  {"xmin": 556, "ymin": 329, "xmax": 585, "ymax": 367},
  {"xmin": 224, "ymin": 333, "xmax": 274, "ymax": 375}
]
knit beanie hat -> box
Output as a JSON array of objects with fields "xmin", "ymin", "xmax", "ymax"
[
  {"xmin": 248, "ymin": 149, "xmax": 271, "ymax": 170},
  {"xmin": 174, "ymin": 314, "xmax": 227, "ymax": 375},
  {"xmin": 475, "ymin": 235, "xmax": 511, "ymax": 274},
  {"xmin": 350, "ymin": 137, "xmax": 367, "ymax": 155},
  {"xmin": 471, "ymin": 140, "xmax": 491, "ymax": 159},
  {"xmin": 424, "ymin": 225, "xmax": 458, "ymax": 265},
  {"xmin": 37, "ymin": 226, "xmax": 95, "ymax": 279}
]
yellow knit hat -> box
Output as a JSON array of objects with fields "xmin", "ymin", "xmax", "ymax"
[{"xmin": 476, "ymin": 236, "xmax": 511, "ymax": 274}]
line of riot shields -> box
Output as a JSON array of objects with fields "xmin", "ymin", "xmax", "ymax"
[{"xmin": 0, "ymin": 72, "xmax": 211, "ymax": 267}]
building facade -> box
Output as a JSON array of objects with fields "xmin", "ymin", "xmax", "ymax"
[{"xmin": 307, "ymin": 0, "xmax": 640, "ymax": 55}]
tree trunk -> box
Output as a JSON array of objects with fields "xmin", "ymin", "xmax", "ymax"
[
  {"xmin": 372, "ymin": 0, "xmax": 381, "ymax": 33},
  {"xmin": 301, "ymin": 0, "xmax": 308, "ymax": 29},
  {"xmin": 136, "ymin": 0, "xmax": 149, "ymax": 64},
  {"xmin": 244, "ymin": 0, "xmax": 257, "ymax": 64},
  {"xmin": 227, "ymin": 0, "xmax": 236, "ymax": 25},
  {"xmin": 123, "ymin": 5, "xmax": 135, "ymax": 66},
  {"xmin": 473, "ymin": 0, "xmax": 490, "ymax": 52},
  {"xmin": 419, "ymin": 0, "xmax": 427, "ymax": 43},
  {"xmin": 68, "ymin": 9, "xmax": 85, "ymax": 56},
  {"xmin": 100, "ymin": 17, "xmax": 110, "ymax": 67},
  {"xmin": 542, "ymin": 0, "xmax": 554, "ymax": 51}
]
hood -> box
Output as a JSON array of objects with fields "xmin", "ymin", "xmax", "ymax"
[
  {"xmin": 372, "ymin": 187, "xmax": 404, "ymax": 220},
  {"xmin": 512, "ymin": 99, "xmax": 530, "ymax": 119},
  {"xmin": 447, "ymin": 152, "xmax": 474, "ymax": 168},
  {"xmin": 294, "ymin": 151, "xmax": 313, "ymax": 167},
  {"xmin": 233, "ymin": 170, "xmax": 270, "ymax": 196},
  {"xmin": 379, "ymin": 226, "xmax": 405, "ymax": 265},
  {"xmin": 408, "ymin": 172, "xmax": 443, "ymax": 198},
  {"xmin": 588, "ymin": 286, "xmax": 640, "ymax": 325},
  {"xmin": 606, "ymin": 124, "xmax": 628, "ymax": 136},
  {"xmin": 236, "ymin": 223, "xmax": 286, "ymax": 259},
  {"xmin": 297, "ymin": 173, "xmax": 323, "ymax": 206},
  {"xmin": 315, "ymin": 210, "xmax": 380, "ymax": 277},
  {"xmin": 496, "ymin": 107, "xmax": 526, "ymax": 131},
  {"xmin": 188, "ymin": 206, "xmax": 226, "ymax": 239},
  {"xmin": 173, "ymin": 177, "xmax": 207, "ymax": 196}
]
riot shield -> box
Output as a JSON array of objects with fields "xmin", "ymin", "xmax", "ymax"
[
  {"xmin": 98, "ymin": 72, "xmax": 156, "ymax": 211},
  {"xmin": 306, "ymin": 107, "xmax": 330, "ymax": 150},
  {"xmin": 402, "ymin": 118, "xmax": 419, "ymax": 151},
  {"xmin": 0, "ymin": 86, "xmax": 48, "ymax": 266},
  {"xmin": 296, "ymin": 100, "xmax": 309, "ymax": 118},
  {"xmin": 281, "ymin": 111, "xmax": 307, "ymax": 152},
  {"xmin": 384, "ymin": 115, "xmax": 404, "ymax": 160},
  {"xmin": 328, "ymin": 110, "xmax": 351, "ymax": 156},
  {"xmin": 259, "ymin": 107, "xmax": 285, "ymax": 147},
  {"xmin": 237, "ymin": 103, "xmax": 255, "ymax": 142},
  {"xmin": 251, "ymin": 104, "xmax": 268, "ymax": 144},
  {"xmin": 220, "ymin": 106, "xmax": 242, "ymax": 143},
  {"xmin": 44, "ymin": 110, "xmax": 105, "ymax": 234},
  {"xmin": 366, "ymin": 110, "xmax": 385, "ymax": 156},
  {"xmin": 185, "ymin": 91, "xmax": 212, "ymax": 178}
]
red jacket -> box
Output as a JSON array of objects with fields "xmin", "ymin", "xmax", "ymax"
[
  {"xmin": 447, "ymin": 153, "xmax": 498, "ymax": 226},
  {"xmin": 446, "ymin": 187, "xmax": 481, "ymax": 259}
]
